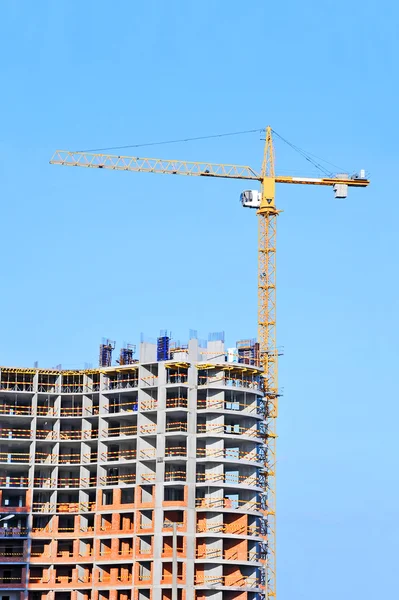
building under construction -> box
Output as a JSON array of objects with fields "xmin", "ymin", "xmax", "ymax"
[{"xmin": 0, "ymin": 332, "xmax": 266, "ymax": 600}]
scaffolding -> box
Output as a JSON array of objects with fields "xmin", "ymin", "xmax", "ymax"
[
  {"xmin": 236, "ymin": 338, "xmax": 260, "ymax": 366},
  {"xmin": 99, "ymin": 339, "xmax": 116, "ymax": 367},
  {"xmin": 118, "ymin": 344, "xmax": 136, "ymax": 365},
  {"xmin": 157, "ymin": 331, "xmax": 170, "ymax": 361}
]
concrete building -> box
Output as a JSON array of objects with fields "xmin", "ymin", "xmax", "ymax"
[{"xmin": 0, "ymin": 333, "xmax": 267, "ymax": 600}]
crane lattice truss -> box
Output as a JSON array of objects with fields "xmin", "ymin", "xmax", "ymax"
[{"xmin": 50, "ymin": 127, "xmax": 369, "ymax": 600}]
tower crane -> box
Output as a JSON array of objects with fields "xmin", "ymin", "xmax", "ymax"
[{"xmin": 50, "ymin": 126, "xmax": 369, "ymax": 600}]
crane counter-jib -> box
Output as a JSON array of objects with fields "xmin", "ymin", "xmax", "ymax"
[{"xmin": 275, "ymin": 175, "xmax": 370, "ymax": 187}]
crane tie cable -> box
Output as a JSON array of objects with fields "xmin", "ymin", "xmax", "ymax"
[
  {"xmin": 76, "ymin": 128, "xmax": 264, "ymax": 153},
  {"xmin": 272, "ymin": 129, "xmax": 347, "ymax": 175},
  {"xmin": 75, "ymin": 126, "xmax": 349, "ymax": 177}
]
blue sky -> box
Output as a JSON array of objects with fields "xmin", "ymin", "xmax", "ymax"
[{"xmin": 0, "ymin": 1, "xmax": 398, "ymax": 598}]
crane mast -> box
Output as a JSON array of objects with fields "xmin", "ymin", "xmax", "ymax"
[
  {"xmin": 50, "ymin": 127, "xmax": 369, "ymax": 600},
  {"xmin": 258, "ymin": 127, "xmax": 278, "ymax": 597}
]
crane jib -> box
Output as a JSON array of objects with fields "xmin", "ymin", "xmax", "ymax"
[{"xmin": 50, "ymin": 151, "xmax": 369, "ymax": 187}]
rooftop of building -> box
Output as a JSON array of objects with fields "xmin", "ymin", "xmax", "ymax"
[{"xmin": 0, "ymin": 331, "xmax": 261, "ymax": 374}]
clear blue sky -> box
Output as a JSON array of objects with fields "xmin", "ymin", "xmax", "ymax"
[{"xmin": 0, "ymin": 1, "xmax": 397, "ymax": 598}]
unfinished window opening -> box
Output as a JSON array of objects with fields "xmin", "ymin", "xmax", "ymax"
[
  {"xmin": 164, "ymin": 486, "xmax": 184, "ymax": 502},
  {"xmin": 138, "ymin": 561, "xmax": 151, "ymax": 582},
  {"xmin": 139, "ymin": 510, "xmax": 153, "ymax": 530},
  {"xmin": 138, "ymin": 536, "xmax": 152, "ymax": 555},
  {"xmin": 141, "ymin": 486, "xmax": 153, "ymax": 503},
  {"xmin": 165, "ymin": 386, "xmax": 188, "ymax": 409},
  {"xmin": 163, "ymin": 509, "xmax": 184, "ymax": 528},
  {"xmin": 165, "ymin": 439, "xmax": 186, "ymax": 457},
  {"xmin": 121, "ymin": 488, "xmax": 134, "ymax": 504},
  {"xmin": 165, "ymin": 466, "xmax": 186, "ymax": 482},
  {"xmin": 165, "ymin": 415, "xmax": 187, "ymax": 433}
]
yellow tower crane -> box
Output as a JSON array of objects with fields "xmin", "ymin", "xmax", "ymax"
[{"xmin": 50, "ymin": 126, "xmax": 369, "ymax": 600}]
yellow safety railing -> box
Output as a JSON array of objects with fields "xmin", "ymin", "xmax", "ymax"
[
  {"xmin": 195, "ymin": 548, "xmax": 221, "ymax": 558},
  {"xmin": 84, "ymin": 404, "xmax": 100, "ymax": 414},
  {"xmin": 198, "ymin": 374, "xmax": 262, "ymax": 390},
  {"xmin": 54, "ymin": 501, "xmax": 96, "ymax": 513},
  {"xmin": 194, "ymin": 575, "xmax": 258, "ymax": 587},
  {"xmin": 100, "ymin": 473, "xmax": 136, "ymax": 485},
  {"xmin": 36, "ymin": 407, "xmax": 58, "ymax": 416},
  {"xmin": 165, "ymin": 447, "xmax": 186, "ymax": 457},
  {"xmin": 0, "ymin": 405, "xmax": 32, "ymax": 415},
  {"xmin": 164, "ymin": 470, "xmax": 186, "ymax": 482},
  {"xmin": 31, "ymin": 527, "xmax": 54, "ymax": 533},
  {"xmin": 28, "ymin": 577, "xmax": 51, "ymax": 584},
  {"xmin": 118, "ymin": 549, "xmax": 134, "ymax": 556},
  {"xmin": 34, "ymin": 452, "xmax": 58, "ymax": 464},
  {"xmin": 0, "ymin": 382, "xmax": 33, "ymax": 392},
  {"xmin": 197, "ymin": 423, "xmax": 260, "ymax": 438},
  {"xmin": 57, "ymin": 454, "xmax": 81, "ymax": 464},
  {"xmin": 60, "ymin": 386, "xmax": 84, "ymax": 394},
  {"xmin": 140, "ymin": 399, "xmax": 158, "ymax": 410},
  {"xmin": 140, "ymin": 424, "xmax": 157, "ymax": 434},
  {"xmin": 197, "ymin": 397, "xmax": 262, "ymax": 415},
  {"xmin": 165, "ymin": 421, "xmax": 187, "ymax": 432},
  {"xmin": 59, "ymin": 407, "xmax": 82, "ymax": 416},
  {"xmin": 38, "ymin": 384, "xmax": 60, "ymax": 393},
  {"xmin": 33, "ymin": 478, "xmax": 56, "ymax": 488},
  {"xmin": 196, "ymin": 448, "xmax": 259, "ymax": 462},
  {"xmin": 104, "ymin": 399, "xmax": 138, "ymax": 412},
  {"xmin": 139, "ymin": 448, "xmax": 156, "ymax": 459},
  {"xmin": 0, "ymin": 452, "xmax": 31, "ymax": 463},
  {"xmin": 0, "ymin": 476, "xmax": 30, "ymax": 487},
  {"xmin": 45, "ymin": 429, "xmax": 98, "ymax": 440},
  {"xmin": 58, "ymin": 430, "xmax": 83, "ymax": 440},
  {"xmin": 0, "ymin": 428, "xmax": 32, "ymax": 439},
  {"xmin": 99, "ymin": 574, "xmax": 133, "ymax": 583},
  {"xmin": 196, "ymin": 523, "xmax": 262, "ymax": 536},
  {"xmin": 166, "ymin": 397, "xmax": 188, "ymax": 408},
  {"xmin": 196, "ymin": 472, "xmax": 260, "ymax": 486},
  {"xmin": 101, "ymin": 449, "xmax": 136, "ymax": 461},
  {"xmin": 32, "ymin": 503, "xmax": 56, "ymax": 512},
  {"xmin": 0, "ymin": 528, "xmax": 28, "ymax": 537},
  {"xmin": 105, "ymin": 376, "xmax": 138, "ymax": 391},
  {"xmin": 35, "ymin": 430, "xmax": 57, "ymax": 439},
  {"xmin": 166, "ymin": 373, "xmax": 188, "ymax": 384},
  {"xmin": 163, "ymin": 520, "xmax": 184, "ymax": 529},
  {"xmin": 194, "ymin": 575, "xmax": 223, "ymax": 585},
  {"xmin": 138, "ymin": 550, "xmax": 153, "ymax": 557},
  {"xmin": 140, "ymin": 375, "xmax": 158, "ymax": 387},
  {"xmin": 195, "ymin": 497, "xmax": 262, "ymax": 511},
  {"xmin": 102, "ymin": 424, "xmax": 138, "ymax": 437}
]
